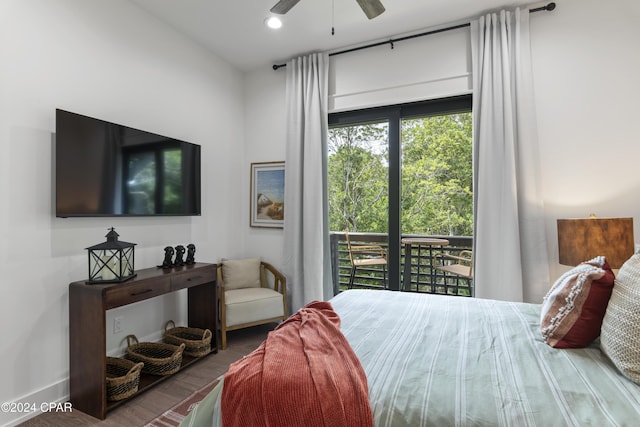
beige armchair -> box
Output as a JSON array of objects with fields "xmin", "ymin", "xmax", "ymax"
[{"xmin": 217, "ymin": 258, "xmax": 287, "ymax": 350}]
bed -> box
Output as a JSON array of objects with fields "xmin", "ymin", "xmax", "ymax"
[{"xmin": 181, "ymin": 289, "xmax": 640, "ymax": 427}]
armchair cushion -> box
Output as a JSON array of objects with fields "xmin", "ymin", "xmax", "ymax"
[
  {"xmin": 222, "ymin": 258, "xmax": 261, "ymax": 290},
  {"xmin": 225, "ymin": 288, "xmax": 285, "ymax": 327}
]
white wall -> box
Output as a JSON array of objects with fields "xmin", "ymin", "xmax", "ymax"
[
  {"xmin": 532, "ymin": 0, "xmax": 640, "ymax": 281},
  {"xmin": 241, "ymin": 69, "xmax": 287, "ymax": 263},
  {"xmin": 0, "ymin": 1, "xmax": 245, "ymax": 425}
]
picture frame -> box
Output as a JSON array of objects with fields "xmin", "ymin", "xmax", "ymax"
[{"xmin": 250, "ymin": 161, "xmax": 285, "ymax": 228}]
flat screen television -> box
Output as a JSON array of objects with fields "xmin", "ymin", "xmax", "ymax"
[{"xmin": 56, "ymin": 109, "xmax": 201, "ymax": 217}]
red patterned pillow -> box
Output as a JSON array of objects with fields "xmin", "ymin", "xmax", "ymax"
[{"xmin": 540, "ymin": 256, "xmax": 615, "ymax": 348}]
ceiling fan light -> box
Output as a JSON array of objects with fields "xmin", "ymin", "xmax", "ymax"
[{"xmin": 265, "ymin": 16, "xmax": 283, "ymax": 29}]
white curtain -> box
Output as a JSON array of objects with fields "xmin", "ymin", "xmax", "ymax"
[
  {"xmin": 282, "ymin": 52, "xmax": 334, "ymax": 312},
  {"xmin": 471, "ymin": 9, "xmax": 550, "ymax": 302}
]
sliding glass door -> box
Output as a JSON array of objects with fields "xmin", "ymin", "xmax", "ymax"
[{"xmin": 328, "ymin": 95, "xmax": 472, "ymax": 291}]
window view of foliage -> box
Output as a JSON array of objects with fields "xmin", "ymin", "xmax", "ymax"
[
  {"xmin": 401, "ymin": 113, "xmax": 472, "ymax": 236},
  {"xmin": 328, "ymin": 112, "xmax": 472, "ymax": 236},
  {"xmin": 328, "ymin": 122, "xmax": 389, "ymax": 233}
]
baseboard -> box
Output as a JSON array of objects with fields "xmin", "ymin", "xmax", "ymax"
[
  {"xmin": 1, "ymin": 330, "xmax": 164, "ymax": 427},
  {"xmin": 0, "ymin": 378, "xmax": 68, "ymax": 427}
]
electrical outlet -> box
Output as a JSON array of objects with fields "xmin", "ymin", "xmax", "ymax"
[{"xmin": 113, "ymin": 316, "xmax": 124, "ymax": 334}]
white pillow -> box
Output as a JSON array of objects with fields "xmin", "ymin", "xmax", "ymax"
[
  {"xmin": 600, "ymin": 253, "xmax": 640, "ymax": 384},
  {"xmin": 222, "ymin": 258, "xmax": 261, "ymax": 290}
]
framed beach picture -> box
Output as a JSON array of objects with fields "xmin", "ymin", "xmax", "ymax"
[{"xmin": 250, "ymin": 161, "xmax": 285, "ymax": 228}]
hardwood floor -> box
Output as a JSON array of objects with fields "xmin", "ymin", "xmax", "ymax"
[{"xmin": 18, "ymin": 324, "xmax": 273, "ymax": 427}]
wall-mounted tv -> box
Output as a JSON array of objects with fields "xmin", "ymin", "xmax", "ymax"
[{"xmin": 56, "ymin": 109, "xmax": 201, "ymax": 217}]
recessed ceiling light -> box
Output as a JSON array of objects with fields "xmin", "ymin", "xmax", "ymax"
[{"xmin": 265, "ymin": 16, "xmax": 282, "ymax": 29}]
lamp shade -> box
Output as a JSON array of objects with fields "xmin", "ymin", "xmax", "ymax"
[{"xmin": 557, "ymin": 217, "xmax": 634, "ymax": 268}]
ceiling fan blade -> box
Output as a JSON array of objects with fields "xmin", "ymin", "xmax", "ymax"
[
  {"xmin": 356, "ymin": 0, "xmax": 385, "ymax": 19},
  {"xmin": 270, "ymin": 0, "xmax": 301, "ymax": 15}
]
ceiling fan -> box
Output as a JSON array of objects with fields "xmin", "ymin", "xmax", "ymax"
[{"xmin": 270, "ymin": 0, "xmax": 385, "ymax": 20}]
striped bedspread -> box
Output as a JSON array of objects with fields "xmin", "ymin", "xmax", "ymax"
[{"xmin": 181, "ymin": 290, "xmax": 640, "ymax": 427}]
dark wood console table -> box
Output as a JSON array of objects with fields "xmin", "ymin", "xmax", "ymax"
[{"xmin": 69, "ymin": 263, "xmax": 217, "ymax": 420}]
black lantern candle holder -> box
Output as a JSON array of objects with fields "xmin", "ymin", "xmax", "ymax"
[{"xmin": 86, "ymin": 227, "xmax": 137, "ymax": 284}]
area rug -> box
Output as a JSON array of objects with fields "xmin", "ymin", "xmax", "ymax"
[{"xmin": 144, "ymin": 375, "xmax": 222, "ymax": 427}]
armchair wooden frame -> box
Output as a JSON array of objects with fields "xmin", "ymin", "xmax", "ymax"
[
  {"xmin": 345, "ymin": 230, "xmax": 387, "ymax": 289},
  {"xmin": 217, "ymin": 261, "xmax": 287, "ymax": 350}
]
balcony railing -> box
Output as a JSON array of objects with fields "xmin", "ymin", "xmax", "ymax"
[{"xmin": 330, "ymin": 232, "xmax": 473, "ymax": 297}]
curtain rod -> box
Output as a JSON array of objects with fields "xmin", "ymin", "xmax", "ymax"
[{"xmin": 272, "ymin": 2, "xmax": 555, "ymax": 70}]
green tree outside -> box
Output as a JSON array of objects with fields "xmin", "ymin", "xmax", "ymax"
[
  {"xmin": 401, "ymin": 113, "xmax": 472, "ymax": 236},
  {"xmin": 328, "ymin": 122, "xmax": 389, "ymax": 233},
  {"xmin": 328, "ymin": 112, "xmax": 472, "ymax": 236}
]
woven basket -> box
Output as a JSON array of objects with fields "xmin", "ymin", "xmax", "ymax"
[
  {"xmin": 164, "ymin": 320, "xmax": 212, "ymax": 358},
  {"xmin": 106, "ymin": 357, "xmax": 144, "ymax": 401},
  {"xmin": 125, "ymin": 335, "xmax": 185, "ymax": 376}
]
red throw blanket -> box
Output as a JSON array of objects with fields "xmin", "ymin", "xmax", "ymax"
[{"xmin": 221, "ymin": 301, "xmax": 373, "ymax": 427}]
